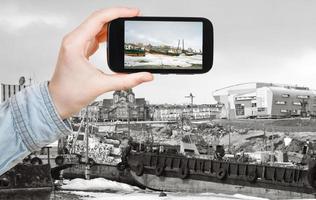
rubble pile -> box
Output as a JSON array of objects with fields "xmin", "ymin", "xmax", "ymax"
[
  {"xmin": 125, "ymin": 120, "xmax": 315, "ymax": 156},
  {"xmin": 128, "ymin": 122, "xmax": 249, "ymax": 147}
]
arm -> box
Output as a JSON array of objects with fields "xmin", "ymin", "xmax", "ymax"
[
  {"xmin": 0, "ymin": 7, "xmax": 153, "ymax": 176},
  {"xmin": 0, "ymin": 82, "xmax": 72, "ymax": 176}
]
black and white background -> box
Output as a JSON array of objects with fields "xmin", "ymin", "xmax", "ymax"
[{"xmin": 1, "ymin": 1, "xmax": 316, "ymax": 200}]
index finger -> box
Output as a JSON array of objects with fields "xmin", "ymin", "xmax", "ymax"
[{"xmin": 70, "ymin": 7, "xmax": 140, "ymax": 47}]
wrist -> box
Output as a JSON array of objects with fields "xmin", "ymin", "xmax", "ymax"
[{"xmin": 48, "ymin": 81, "xmax": 69, "ymax": 119}]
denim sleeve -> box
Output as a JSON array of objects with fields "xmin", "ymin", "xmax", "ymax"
[{"xmin": 0, "ymin": 81, "xmax": 72, "ymax": 176}]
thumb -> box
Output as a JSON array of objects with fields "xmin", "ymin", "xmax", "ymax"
[{"xmin": 102, "ymin": 72, "xmax": 154, "ymax": 92}]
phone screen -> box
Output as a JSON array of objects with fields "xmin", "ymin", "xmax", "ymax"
[{"xmin": 124, "ymin": 21, "xmax": 203, "ymax": 70}]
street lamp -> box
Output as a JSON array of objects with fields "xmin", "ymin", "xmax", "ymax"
[
  {"xmin": 84, "ymin": 106, "xmax": 90, "ymax": 180},
  {"xmin": 127, "ymin": 104, "xmax": 131, "ymax": 137},
  {"xmin": 127, "ymin": 103, "xmax": 135, "ymax": 137}
]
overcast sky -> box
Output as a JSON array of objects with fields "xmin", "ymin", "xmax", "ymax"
[
  {"xmin": 1, "ymin": 0, "xmax": 316, "ymax": 104},
  {"xmin": 125, "ymin": 21, "xmax": 203, "ymax": 50}
]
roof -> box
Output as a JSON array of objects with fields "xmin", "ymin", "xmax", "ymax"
[
  {"xmin": 89, "ymin": 101, "xmax": 102, "ymax": 106},
  {"xmin": 135, "ymin": 98, "xmax": 146, "ymax": 105},
  {"xmin": 102, "ymin": 99, "xmax": 113, "ymax": 107},
  {"xmin": 98, "ymin": 125, "xmax": 116, "ymax": 132},
  {"xmin": 213, "ymin": 82, "xmax": 314, "ymax": 97},
  {"xmin": 150, "ymin": 104, "xmax": 215, "ymax": 109},
  {"xmin": 266, "ymin": 86, "xmax": 316, "ymax": 96}
]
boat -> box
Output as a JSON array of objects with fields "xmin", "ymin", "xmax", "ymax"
[
  {"xmin": 149, "ymin": 48, "xmax": 180, "ymax": 56},
  {"xmin": 184, "ymin": 52, "xmax": 195, "ymax": 56},
  {"xmin": 125, "ymin": 44, "xmax": 145, "ymax": 56},
  {"xmin": 51, "ymin": 121, "xmax": 143, "ymax": 188},
  {"xmin": 123, "ymin": 141, "xmax": 316, "ymax": 199},
  {"xmin": 0, "ymin": 153, "xmax": 53, "ymax": 200},
  {"xmin": 125, "ymin": 49, "xmax": 146, "ymax": 57},
  {"xmin": 61, "ymin": 163, "xmax": 144, "ymax": 188}
]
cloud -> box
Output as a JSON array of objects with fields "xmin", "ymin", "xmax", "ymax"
[
  {"xmin": 126, "ymin": 29, "xmax": 165, "ymax": 45},
  {"xmin": 1, "ymin": 0, "xmax": 316, "ymax": 104},
  {"xmin": 125, "ymin": 21, "xmax": 203, "ymax": 50},
  {"xmin": 279, "ymin": 49, "xmax": 316, "ymax": 86},
  {"xmin": 0, "ymin": 4, "xmax": 67, "ymax": 32}
]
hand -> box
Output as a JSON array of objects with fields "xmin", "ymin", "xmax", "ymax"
[{"xmin": 48, "ymin": 7, "xmax": 154, "ymax": 119}]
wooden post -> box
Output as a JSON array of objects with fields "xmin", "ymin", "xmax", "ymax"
[
  {"xmin": 85, "ymin": 165, "xmax": 90, "ymax": 180},
  {"xmin": 128, "ymin": 105, "xmax": 130, "ymax": 137},
  {"xmin": 228, "ymin": 125, "xmax": 231, "ymax": 153},
  {"xmin": 85, "ymin": 107, "xmax": 90, "ymax": 180},
  {"xmin": 47, "ymin": 147, "xmax": 50, "ymax": 166}
]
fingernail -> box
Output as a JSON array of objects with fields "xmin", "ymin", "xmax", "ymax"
[
  {"xmin": 133, "ymin": 8, "xmax": 141, "ymax": 15},
  {"xmin": 143, "ymin": 73, "xmax": 154, "ymax": 81}
]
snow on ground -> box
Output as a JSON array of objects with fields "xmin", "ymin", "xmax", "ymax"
[
  {"xmin": 60, "ymin": 178, "xmax": 269, "ymax": 200},
  {"xmin": 61, "ymin": 178, "xmax": 139, "ymax": 193},
  {"xmin": 66, "ymin": 190, "xmax": 269, "ymax": 200},
  {"xmin": 125, "ymin": 53, "xmax": 202, "ymax": 68}
]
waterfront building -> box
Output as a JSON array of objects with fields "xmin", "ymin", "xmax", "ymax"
[
  {"xmin": 213, "ymin": 82, "xmax": 316, "ymax": 119},
  {"xmin": 78, "ymin": 101, "xmax": 102, "ymax": 121},
  {"xmin": 99, "ymin": 89, "xmax": 149, "ymax": 121},
  {"xmin": 150, "ymin": 104, "xmax": 222, "ymax": 121}
]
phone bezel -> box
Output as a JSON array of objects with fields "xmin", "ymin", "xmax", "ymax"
[{"xmin": 107, "ymin": 16, "xmax": 213, "ymax": 74}]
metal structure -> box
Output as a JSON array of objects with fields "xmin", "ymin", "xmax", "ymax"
[
  {"xmin": 185, "ymin": 93, "xmax": 195, "ymax": 118},
  {"xmin": 126, "ymin": 151, "xmax": 316, "ymax": 199}
]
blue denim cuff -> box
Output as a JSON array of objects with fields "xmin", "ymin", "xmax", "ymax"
[
  {"xmin": 10, "ymin": 81, "xmax": 72, "ymax": 152},
  {"xmin": 40, "ymin": 81, "xmax": 73, "ymax": 135}
]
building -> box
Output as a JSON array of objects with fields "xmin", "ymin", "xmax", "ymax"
[
  {"xmin": 99, "ymin": 89, "xmax": 149, "ymax": 121},
  {"xmin": 77, "ymin": 101, "xmax": 102, "ymax": 121},
  {"xmin": 151, "ymin": 104, "xmax": 222, "ymax": 121},
  {"xmin": 213, "ymin": 82, "xmax": 316, "ymax": 119},
  {"xmin": 1, "ymin": 83, "xmax": 26, "ymax": 102}
]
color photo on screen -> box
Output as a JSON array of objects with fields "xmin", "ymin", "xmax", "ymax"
[{"xmin": 124, "ymin": 21, "xmax": 203, "ymax": 70}]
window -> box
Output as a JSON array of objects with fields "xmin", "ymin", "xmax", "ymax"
[
  {"xmin": 258, "ymin": 107, "xmax": 266, "ymax": 112},
  {"xmin": 297, "ymin": 95, "xmax": 309, "ymax": 99},
  {"xmin": 282, "ymin": 94, "xmax": 290, "ymax": 98},
  {"xmin": 184, "ymin": 149, "xmax": 195, "ymax": 153},
  {"xmin": 114, "ymin": 95, "xmax": 119, "ymax": 103},
  {"xmin": 280, "ymin": 109, "xmax": 288, "ymax": 113},
  {"xmin": 235, "ymin": 104, "xmax": 245, "ymax": 116},
  {"xmin": 128, "ymin": 94, "xmax": 134, "ymax": 103},
  {"xmin": 77, "ymin": 134, "xmax": 84, "ymax": 141},
  {"xmin": 292, "ymin": 109, "xmax": 301, "ymax": 113},
  {"xmin": 275, "ymin": 101, "xmax": 286, "ymax": 105},
  {"xmin": 235, "ymin": 96, "xmax": 256, "ymax": 101},
  {"xmin": 293, "ymin": 102, "xmax": 301, "ymax": 106},
  {"xmin": 251, "ymin": 103, "xmax": 257, "ymax": 107}
]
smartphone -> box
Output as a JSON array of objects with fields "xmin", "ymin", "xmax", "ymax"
[{"xmin": 107, "ymin": 16, "xmax": 213, "ymax": 74}]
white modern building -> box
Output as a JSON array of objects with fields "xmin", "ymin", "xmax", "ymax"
[{"xmin": 213, "ymin": 82, "xmax": 316, "ymax": 119}]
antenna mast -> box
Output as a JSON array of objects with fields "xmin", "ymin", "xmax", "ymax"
[{"xmin": 185, "ymin": 93, "xmax": 195, "ymax": 117}]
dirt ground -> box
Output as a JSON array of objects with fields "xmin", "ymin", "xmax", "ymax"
[
  {"xmin": 50, "ymin": 191, "xmax": 83, "ymax": 200},
  {"xmin": 213, "ymin": 118, "xmax": 316, "ymax": 132}
]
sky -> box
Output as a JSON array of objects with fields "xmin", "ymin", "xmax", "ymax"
[
  {"xmin": 125, "ymin": 21, "xmax": 203, "ymax": 51},
  {"xmin": 1, "ymin": 0, "xmax": 316, "ymax": 104}
]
